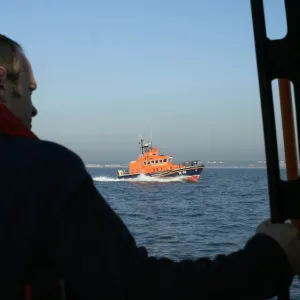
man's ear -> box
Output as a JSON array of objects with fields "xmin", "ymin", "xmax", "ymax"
[
  {"xmin": 0, "ymin": 66, "xmax": 7, "ymax": 103},
  {"xmin": 0, "ymin": 66, "xmax": 7, "ymax": 83}
]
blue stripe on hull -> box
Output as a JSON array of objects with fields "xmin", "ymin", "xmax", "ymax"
[
  {"xmin": 158, "ymin": 167, "xmax": 204, "ymax": 178},
  {"xmin": 118, "ymin": 167, "xmax": 204, "ymax": 180}
]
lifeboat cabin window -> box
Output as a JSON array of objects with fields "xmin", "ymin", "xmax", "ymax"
[
  {"xmin": 148, "ymin": 161, "xmax": 150, "ymax": 164},
  {"xmin": 144, "ymin": 162, "xmax": 147, "ymax": 165},
  {"xmin": 163, "ymin": 159, "xmax": 167, "ymax": 162},
  {"xmin": 155, "ymin": 160, "xmax": 158, "ymax": 163},
  {"xmin": 159, "ymin": 160, "xmax": 162, "ymax": 163},
  {"xmin": 151, "ymin": 161, "xmax": 154, "ymax": 164},
  {"xmin": 168, "ymin": 158, "xmax": 172, "ymax": 162}
]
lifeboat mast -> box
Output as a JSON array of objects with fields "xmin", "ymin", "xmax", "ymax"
[{"xmin": 138, "ymin": 136, "xmax": 152, "ymax": 155}]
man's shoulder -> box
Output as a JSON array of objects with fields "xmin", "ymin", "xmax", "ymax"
[
  {"xmin": 38, "ymin": 139, "xmax": 84, "ymax": 164},
  {"xmin": 11, "ymin": 137, "xmax": 88, "ymax": 178},
  {"xmin": 35, "ymin": 139, "xmax": 87, "ymax": 174},
  {"xmin": 32, "ymin": 139, "xmax": 90, "ymax": 192},
  {"xmin": 1, "ymin": 136, "xmax": 91, "ymax": 198}
]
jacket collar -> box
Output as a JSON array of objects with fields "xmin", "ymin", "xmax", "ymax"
[{"xmin": 0, "ymin": 104, "xmax": 38, "ymax": 140}]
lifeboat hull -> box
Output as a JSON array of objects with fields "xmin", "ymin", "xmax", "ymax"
[{"xmin": 117, "ymin": 166, "xmax": 204, "ymax": 182}]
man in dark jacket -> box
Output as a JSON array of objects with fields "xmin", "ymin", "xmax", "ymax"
[{"xmin": 0, "ymin": 33, "xmax": 300, "ymax": 300}]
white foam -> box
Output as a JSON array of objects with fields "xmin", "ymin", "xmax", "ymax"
[{"xmin": 93, "ymin": 173, "xmax": 189, "ymax": 183}]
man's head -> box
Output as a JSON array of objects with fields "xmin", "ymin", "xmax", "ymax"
[{"xmin": 0, "ymin": 34, "xmax": 37, "ymax": 129}]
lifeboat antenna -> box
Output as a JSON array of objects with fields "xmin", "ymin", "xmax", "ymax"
[
  {"xmin": 137, "ymin": 134, "xmax": 143, "ymax": 155},
  {"xmin": 137, "ymin": 133, "xmax": 142, "ymax": 144},
  {"xmin": 150, "ymin": 124, "xmax": 153, "ymax": 148},
  {"xmin": 138, "ymin": 134, "xmax": 145, "ymax": 155}
]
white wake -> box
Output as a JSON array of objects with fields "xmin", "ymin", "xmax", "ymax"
[{"xmin": 93, "ymin": 173, "xmax": 188, "ymax": 183}]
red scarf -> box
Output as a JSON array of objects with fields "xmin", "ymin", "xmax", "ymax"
[{"xmin": 0, "ymin": 104, "xmax": 38, "ymax": 140}]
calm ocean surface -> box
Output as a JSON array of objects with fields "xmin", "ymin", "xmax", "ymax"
[{"xmin": 89, "ymin": 167, "xmax": 299, "ymax": 299}]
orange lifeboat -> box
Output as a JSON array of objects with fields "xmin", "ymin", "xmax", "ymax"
[{"xmin": 117, "ymin": 137, "xmax": 205, "ymax": 182}]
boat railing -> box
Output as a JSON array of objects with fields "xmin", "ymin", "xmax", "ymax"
[{"xmin": 181, "ymin": 160, "xmax": 204, "ymax": 167}]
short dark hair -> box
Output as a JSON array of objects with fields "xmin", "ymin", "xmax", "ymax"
[{"xmin": 0, "ymin": 34, "xmax": 24, "ymax": 84}]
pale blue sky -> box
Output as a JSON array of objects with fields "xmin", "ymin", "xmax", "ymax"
[{"xmin": 2, "ymin": 0, "xmax": 289, "ymax": 163}]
